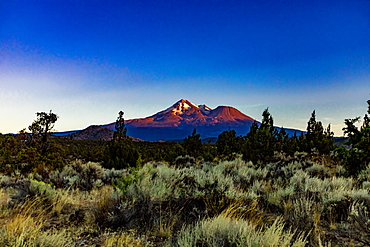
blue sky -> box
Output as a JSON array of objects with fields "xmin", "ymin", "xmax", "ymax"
[{"xmin": 1, "ymin": 0, "xmax": 369, "ymax": 136}]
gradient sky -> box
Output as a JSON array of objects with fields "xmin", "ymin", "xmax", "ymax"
[{"xmin": 1, "ymin": 0, "xmax": 369, "ymax": 136}]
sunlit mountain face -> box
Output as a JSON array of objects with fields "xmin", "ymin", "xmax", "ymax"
[
  {"xmin": 99, "ymin": 99, "xmax": 303, "ymax": 142},
  {"xmin": 123, "ymin": 99, "xmax": 255, "ymax": 127}
]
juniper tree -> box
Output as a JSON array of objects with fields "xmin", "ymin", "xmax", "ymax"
[
  {"xmin": 340, "ymin": 98, "xmax": 370, "ymax": 176},
  {"xmin": 104, "ymin": 111, "xmax": 138, "ymax": 169},
  {"xmin": 303, "ymin": 110, "xmax": 334, "ymax": 154},
  {"xmin": 243, "ymin": 108, "xmax": 279, "ymax": 165},
  {"xmin": 114, "ymin": 111, "xmax": 127, "ymax": 140},
  {"xmin": 183, "ymin": 128, "xmax": 203, "ymax": 158},
  {"xmin": 28, "ymin": 110, "xmax": 58, "ymax": 152},
  {"xmin": 216, "ymin": 130, "xmax": 244, "ymax": 158}
]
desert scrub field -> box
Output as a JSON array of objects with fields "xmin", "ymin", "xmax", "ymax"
[{"xmin": 0, "ymin": 156, "xmax": 369, "ymax": 246}]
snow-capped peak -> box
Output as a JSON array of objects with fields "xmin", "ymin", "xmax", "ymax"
[
  {"xmin": 176, "ymin": 99, "xmax": 199, "ymax": 109},
  {"xmin": 165, "ymin": 99, "xmax": 199, "ymax": 115},
  {"xmin": 150, "ymin": 99, "xmax": 213, "ymax": 118}
]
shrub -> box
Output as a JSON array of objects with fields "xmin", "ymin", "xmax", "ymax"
[
  {"xmin": 127, "ymin": 161, "xmax": 256, "ymax": 204},
  {"xmin": 283, "ymin": 196, "xmax": 321, "ymax": 242},
  {"xmin": 173, "ymin": 155, "xmax": 196, "ymax": 168},
  {"xmin": 358, "ymin": 164, "xmax": 370, "ymax": 185},
  {"xmin": 176, "ymin": 216, "xmax": 307, "ymax": 247},
  {"xmin": 47, "ymin": 160, "xmax": 125, "ymax": 191},
  {"xmin": 306, "ymin": 163, "xmax": 330, "ymax": 178}
]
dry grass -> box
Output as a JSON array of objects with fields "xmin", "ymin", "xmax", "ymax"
[
  {"xmin": 156, "ymin": 211, "xmax": 177, "ymax": 239},
  {"xmin": 1, "ymin": 158, "xmax": 369, "ymax": 246},
  {"xmin": 89, "ymin": 185, "xmax": 123, "ymax": 228},
  {"xmin": 103, "ymin": 231, "xmax": 149, "ymax": 247},
  {"xmin": 0, "ymin": 197, "xmax": 72, "ymax": 247},
  {"xmin": 177, "ymin": 216, "xmax": 308, "ymax": 247},
  {"xmin": 220, "ymin": 198, "xmax": 264, "ymax": 225},
  {"xmin": 0, "ymin": 188, "xmax": 10, "ymax": 208}
]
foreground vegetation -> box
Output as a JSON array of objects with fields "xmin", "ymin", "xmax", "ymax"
[
  {"xmin": 0, "ymin": 156, "xmax": 369, "ymax": 246},
  {"xmin": 0, "ymin": 99, "xmax": 369, "ymax": 246}
]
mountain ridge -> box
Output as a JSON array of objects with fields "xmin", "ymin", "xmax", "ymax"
[
  {"xmin": 105, "ymin": 99, "xmax": 256, "ymax": 129},
  {"xmin": 55, "ymin": 99, "xmax": 305, "ymax": 141},
  {"xmin": 100, "ymin": 99, "xmax": 258, "ymax": 141}
]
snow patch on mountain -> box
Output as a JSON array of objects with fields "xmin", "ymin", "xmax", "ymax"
[
  {"xmin": 153, "ymin": 99, "xmax": 202, "ymax": 117},
  {"xmin": 199, "ymin": 104, "xmax": 212, "ymax": 115}
]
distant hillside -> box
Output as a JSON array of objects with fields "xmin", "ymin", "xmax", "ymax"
[
  {"xmin": 61, "ymin": 125, "xmax": 143, "ymax": 142},
  {"xmin": 62, "ymin": 125, "xmax": 114, "ymax": 141}
]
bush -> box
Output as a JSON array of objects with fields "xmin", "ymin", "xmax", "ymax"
[
  {"xmin": 46, "ymin": 160, "xmax": 125, "ymax": 191},
  {"xmin": 176, "ymin": 216, "xmax": 307, "ymax": 247}
]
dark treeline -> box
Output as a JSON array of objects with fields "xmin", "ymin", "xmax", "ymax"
[{"xmin": 1, "ymin": 99, "xmax": 369, "ymax": 177}]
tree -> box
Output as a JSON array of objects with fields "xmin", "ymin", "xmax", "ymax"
[
  {"xmin": 183, "ymin": 128, "xmax": 203, "ymax": 158},
  {"xmin": 283, "ymin": 132, "xmax": 300, "ymax": 155},
  {"xmin": 103, "ymin": 138, "xmax": 139, "ymax": 169},
  {"xmin": 342, "ymin": 117, "xmax": 361, "ymax": 144},
  {"xmin": 103, "ymin": 111, "xmax": 138, "ymax": 169},
  {"xmin": 115, "ymin": 111, "xmax": 127, "ymax": 140},
  {"xmin": 216, "ymin": 130, "xmax": 244, "ymax": 159},
  {"xmin": 277, "ymin": 127, "xmax": 290, "ymax": 154},
  {"xmin": 339, "ymin": 98, "xmax": 370, "ymax": 176},
  {"xmin": 261, "ymin": 107, "xmax": 274, "ymax": 129},
  {"xmin": 302, "ymin": 110, "xmax": 334, "ymax": 154},
  {"xmin": 28, "ymin": 110, "xmax": 58, "ymax": 152},
  {"xmin": 242, "ymin": 108, "xmax": 279, "ymax": 165}
]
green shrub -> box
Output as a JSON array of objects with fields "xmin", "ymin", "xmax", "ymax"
[
  {"xmin": 48, "ymin": 160, "xmax": 102, "ymax": 191},
  {"xmin": 46, "ymin": 160, "xmax": 125, "ymax": 191},
  {"xmin": 306, "ymin": 163, "xmax": 330, "ymax": 178},
  {"xmin": 176, "ymin": 216, "xmax": 307, "ymax": 247}
]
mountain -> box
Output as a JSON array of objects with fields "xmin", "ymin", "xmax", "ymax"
[
  {"xmin": 53, "ymin": 99, "xmax": 305, "ymax": 142},
  {"xmin": 102, "ymin": 99, "xmax": 257, "ymax": 141},
  {"xmin": 127, "ymin": 99, "xmax": 254, "ymax": 127}
]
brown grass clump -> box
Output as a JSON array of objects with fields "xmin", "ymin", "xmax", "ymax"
[
  {"xmin": 103, "ymin": 231, "xmax": 149, "ymax": 247},
  {"xmin": 220, "ymin": 198, "xmax": 264, "ymax": 225},
  {"xmin": 0, "ymin": 197, "xmax": 72, "ymax": 247},
  {"xmin": 349, "ymin": 201, "xmax": 370, "ymax": 246}
]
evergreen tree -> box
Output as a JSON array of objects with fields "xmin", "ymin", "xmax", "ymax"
[
  {"xmin": 183, "ymin": 128, "xmax": 203, "ymax": 158},
  {"xmin": 277, "ymin": 127, "xmax": 290, "ymax": 154},
  {"xmin": 339, "ymin": 98, "xmax": 370, "ymax": 176},
  {"xmin": 284, "ymin": 132, "xmax": 300, "ymax": 155},
  {"xmin": 103, "ymin": 111, "xmax": 139, "ymax": 169},
  {"xmin": 343, "ymin": 117, "xmax": 361, "ymax": 144},
  {"xmin": 114, "ymin": 111, "xmax": 127, "ymax": 140},
  {"xmin": 216, "ymin": 130, "xmax": 244, "ymax": 158},
  {"xmin": 103, "ymin": 138, "xmax": 139, "ymax": 169},
  {"xmin": 302, "ymin": 110, "xmax": 334, "ymax": 154},
  {"xmin": 28, "ymin": 110, "xmax": 58, "ymax": 152},
  {"xmin": 247, "ymin": 121, "xmax": 259, "ymax": 139},
  {"xmin": 242, "ymin": 108, "xmax": 279, "ymax": 165}
]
